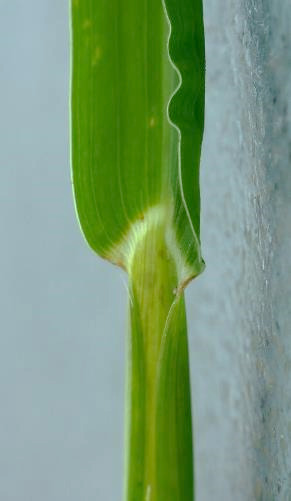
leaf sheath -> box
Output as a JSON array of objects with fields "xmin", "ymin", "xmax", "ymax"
[{"xmin": 125, "ymin": 218, "xmax": 193, "ymax": 500}]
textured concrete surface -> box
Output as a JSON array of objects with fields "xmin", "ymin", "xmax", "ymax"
[
  {"xmin": 0, "ymin": 1, "xmax": 290, "ymax": 500},
  {"xmin": 188, "ymin": 1, "xmax": 291, "ymax": 499}
]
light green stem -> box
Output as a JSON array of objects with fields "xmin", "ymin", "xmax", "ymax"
[{"xmin": 124, "ymin": 220, "xmax": 194, "ymax": 501}]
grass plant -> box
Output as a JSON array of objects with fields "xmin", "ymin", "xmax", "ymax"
[{"xmin": 70, "ymin": 1, "xmax": 205, "ymax": 499}]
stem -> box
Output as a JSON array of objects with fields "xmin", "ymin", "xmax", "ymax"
[{"xmin": 124, "ymin": 219, "xmax": 194, "ymax": 501}]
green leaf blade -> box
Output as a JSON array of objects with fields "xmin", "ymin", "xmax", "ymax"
[
  {"xmin": 70, "ymin": 0, "xmax": 205, "ymax": 283},
  {"xmin": 71, "ymin": 1, "xmax": 172, "ymax": 259}
]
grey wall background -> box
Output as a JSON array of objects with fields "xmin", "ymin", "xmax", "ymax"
[{"xmin": 0, "ymin": 1, "xmax": 290, "ymax": 500}]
